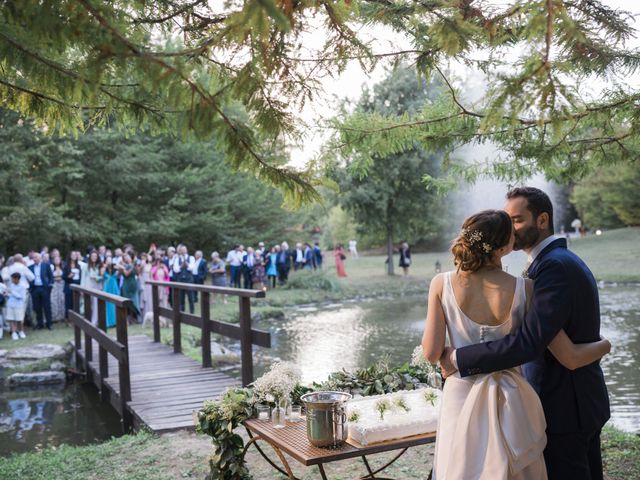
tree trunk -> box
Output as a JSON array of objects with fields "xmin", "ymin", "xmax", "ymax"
[{"xmin": 386, "ymin": 226, "xmax": 394, "ymax": 276}]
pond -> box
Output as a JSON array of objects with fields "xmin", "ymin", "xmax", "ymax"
[
  {"xmin": 252, "ymin": 284, "xmax": 640, "ymax": 433},
  {"xmin": 0, "ymin": 381, "xmax": 122, "ymax": 457}
]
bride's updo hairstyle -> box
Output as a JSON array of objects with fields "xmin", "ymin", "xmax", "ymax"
[{"xmin": 451, "ymin": 209, "xmax": 512, "ymax": 272}]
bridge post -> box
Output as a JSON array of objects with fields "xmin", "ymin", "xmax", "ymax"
[
  {"xmin": 201, "ymin": 291, "xmax": 211, "ymax": 368},
  {"xmin": 97, "ymin": 299, "xmax": 109, "ymax": 403},
  {"xmin": 172, "ymin": 287, "xmax": 181, "ymax": 353},
  {"xmin": 83, "ymin": 292, "xmax": 93, "ymax": 384},
  {"xmin": 116, "ymin": 305, "xmax": 132, "ymax": 433},
  {"xmin": 152, "ymin": 284, "xmax": 160, "ymax": 343},
  {"xmin": 73, "ymin": 290, "xmax": 82, "ymax": 368},
  {"xmin": 239, "ymin": 296, "xmax": 253, "ymax": 386}
]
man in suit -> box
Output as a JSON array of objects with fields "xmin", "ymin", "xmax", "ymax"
[
  {"xmin": 191, "ymin": 250, "xmax": 208, "ymax": 303},
  {"xmin": 29, "ymin": 252, "xmax": 54, "ymax": 330},
  {"xmin": 242, "ymin": 247, "xmax": 256, "ymax": 289},
  {"xmin": 440, "ymin": 187, "xmax": 610, "ymax": 480}
]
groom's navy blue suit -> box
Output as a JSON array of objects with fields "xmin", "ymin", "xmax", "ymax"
[{"xmin": 456, "ymin": 238, "xmax": 610, "ymax": 479}]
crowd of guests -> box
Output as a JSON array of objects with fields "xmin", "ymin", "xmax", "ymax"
[{"xmin": 0, "ymin": 241, "xmax": 324, "ymax": 339}]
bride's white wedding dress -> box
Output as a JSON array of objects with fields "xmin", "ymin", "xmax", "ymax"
[{"xmin": 433, "ymin": 272, "xmax": 548, "ymax": 480}]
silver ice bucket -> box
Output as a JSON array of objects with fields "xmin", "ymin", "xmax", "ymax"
[{"xmin": 301, "ymin": 391, "xmax": 352, "ymax": 448}]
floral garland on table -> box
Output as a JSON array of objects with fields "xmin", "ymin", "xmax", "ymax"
[
  {"xmin": 195, "ymin": 362, "xmax": 302, "ymax": 480},
  {"xmin": 195, "ymin": 351, "xmax": 441, "ymax": 480}
]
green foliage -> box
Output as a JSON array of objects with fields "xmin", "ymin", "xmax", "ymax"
[
  {"xmin": 195, "ymin": 389, "xmax": 255, "ymax": 480},
  {"xmin": 2, "ymin": 1, "xmax": 640, "ymax": 200},
  {"xmin": 316, "ymin": 356, "xmax": 440, "ymax": 398},
  {"xmin": 283, "ymin": 270, "xmax": 342, "ymax": 292},
  {"xmin": 319, "ymin": 205, "xmax": 359, "ymax": 249},
  {"xmin": 570, "ymin": 161, "xmax": 640, "ymax": 229},
  {"xmin": 0, "ymin": 108, "xmax": 301, "ymax": 253},
  {"xmin": 330, "ymin": 67, "xmax": 451, "ymax": 271}
]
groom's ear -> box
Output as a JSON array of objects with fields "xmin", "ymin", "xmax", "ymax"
[{"xmin": 536, "ymin": 212, "xmax": 550, "ymax": 231}]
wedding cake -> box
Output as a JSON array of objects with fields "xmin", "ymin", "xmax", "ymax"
[{"xmin": 346, "ymin": 388, "xmax": 441, "ymax": 446}]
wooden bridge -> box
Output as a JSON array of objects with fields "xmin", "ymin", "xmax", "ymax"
[{"xmin": 69, "ymin": 281, "xmax": 270, "ymax": 432}]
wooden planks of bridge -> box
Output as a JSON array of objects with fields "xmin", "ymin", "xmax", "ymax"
[{"xmin": 78, "ymin": 334, "xmax": 240, "ymax": 432}]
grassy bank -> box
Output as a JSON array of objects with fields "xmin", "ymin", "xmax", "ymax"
[
  {"xmin": 0, "ymin": 424, "xmax": 637, "ymax": 479},
  {"xmin": 569, "ymin": 227, "xmax": 640, "ymax": 283}
]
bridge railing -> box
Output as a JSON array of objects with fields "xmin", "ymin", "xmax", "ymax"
[
  {"xmin": 146, "ymin": 280, "xmax": 271, "ymax": 386},
  {"xmin": 69, "ymin": 285, "xmax": 133, "ymax": 432}
]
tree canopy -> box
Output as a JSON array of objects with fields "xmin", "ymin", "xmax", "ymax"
[
  {"xmin": 333, "ymin": 67, "xmax": 449, "ymax": 273},
  {"xmin": 1, "ymin": 1, "xmax": 639, "ymax": 199},
  {"xmin": 0, "ymin": 108, "xmax": 300, "ymax": 254}
]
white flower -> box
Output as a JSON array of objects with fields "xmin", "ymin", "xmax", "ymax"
[
  {"xmin": 252, "ymin": 361, "xmax": 302, "ymax": 402},
  {"xmin": 411, "ymin": 345, "xmax": 435, "ymax": 372}
]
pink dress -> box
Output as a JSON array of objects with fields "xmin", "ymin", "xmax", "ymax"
[
  {"xmin": 151, "ymin": 265, "xmax": 170, "ymax": 308},
  {"xmin": 140, "ymin": 262, "xmax": 153, "ymax": 317},
  {"xmin": 334, "ymin": 248, "xmax": 347, "ymax": 277}
]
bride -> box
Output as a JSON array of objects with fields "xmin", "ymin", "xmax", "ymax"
[{"xmin": 422, "ymin": 210, "xmax": 610, "ymax": 479}]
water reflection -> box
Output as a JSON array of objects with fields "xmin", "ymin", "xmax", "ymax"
[
  {"xmin": 0, "ymin": 382, "xmax": 122, "ymax": 456},
  {"xmin": 255, "ymin": 285, "xmax": 640, "ymax": 432},
  {"xmin": 598, "ymin": 284, "xmax": 640, "ymax": 432}
]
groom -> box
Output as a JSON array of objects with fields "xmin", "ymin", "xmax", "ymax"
[{"xmin": 440, "ymin": 187, "xmax": 610, "ymax": 480}]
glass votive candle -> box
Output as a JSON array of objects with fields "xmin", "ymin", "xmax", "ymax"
[
  {"xmin": 256, "ymin": 404, "xmax": 270, "ymax": 421},
  {"xmin": 289, "ymin": 405, "xmax": 302, "ymax": 422}
]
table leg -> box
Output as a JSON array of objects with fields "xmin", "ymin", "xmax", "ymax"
[
  {"xmin": 358, "ymin": 447, "xmax": 410, "ymax": 479},
  {"xmin": 317, "ymin": 463, "xmax": 329, "ymax": 480},
  {"xmin": 241, "ymin": 430, "xmax": 300, "ymax": 480}
]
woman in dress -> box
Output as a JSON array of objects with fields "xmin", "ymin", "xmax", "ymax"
[
  {"xmin": 333, "ymin": 244, "xmax": 347, "ymax": 277},
  {"xmin": 150, "ymin": 257, "xmax": 170, "ymax": 308},
  {"xmin": 422, "ymin": 210, "xmax": 611, "ymax": 480},
  {"xmin": 208, "ymin": 252, "xmax": 227, "ymax": 303},
  {"xmin": 251, "ymin": 253, "xmax": 267, "ymax": 291},
  {"xmin": 86, "ymin": 251, "xmax": 103, "ymax": 325},
  {"xmin": 63, "ymin": 251, "xmax": 82, "ymax": 318},
  {"xmin": 265, "ymin": 246, "xmax": 279, "ymax": 289},
  {"xmin": 138, "ymin": 252, "xmax": 153, "ymax": 318},
  {"xmin": 50, "ymin": 255, "xmax": 66, "ymax": 322},
  {"xmin": 399, "ymin": 241, "xmax": 411, "ymax": 276},
  {"xmin": 117, "ymin": 253, "xmax": 140, "ymax": 323},
  {"xmin": 102, "ymin": 257, "xmax": 119, "ymax": 328}
]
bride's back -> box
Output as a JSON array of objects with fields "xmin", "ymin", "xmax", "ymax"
[{"xmin": 450, "ymin": 268, "xmax": 518, "ymax": 327}]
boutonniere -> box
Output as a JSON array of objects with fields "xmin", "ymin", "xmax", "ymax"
[{"xmin": 521, "ymin": 269, "xmax": 529, "ymax": 279}]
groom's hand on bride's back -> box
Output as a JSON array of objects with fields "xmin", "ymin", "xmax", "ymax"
[{"xmin": 439, "ymin": 346, "xmax": 458, "ymax": 378}]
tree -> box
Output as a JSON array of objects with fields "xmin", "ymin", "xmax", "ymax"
[
  {"xmin": 333, "ymin": 67, "xmax": 449, "ymax": 275},
  {"xmin": 570, "ymin": 161, "xmax": 640, "ymax": 229},
  {"xmin": 0, "ymin": 108, "xmax": 301, "ymax": 253},
  {"xmin": 1, "ymin": 1, "xmax": 639, "ymax": 200}
]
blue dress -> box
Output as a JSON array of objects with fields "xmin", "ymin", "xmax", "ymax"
[
  {"xmin": 267, "ymin": 253, "xmax": 278, "ymax": 276},
  {"xmin": 103, "ymin": 271, "xmax": 120, "ymax": 328}
]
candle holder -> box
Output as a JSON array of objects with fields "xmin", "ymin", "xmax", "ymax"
[{"xmin": 256, "ymin": 404, "xmax": 270, "ymax": 421}]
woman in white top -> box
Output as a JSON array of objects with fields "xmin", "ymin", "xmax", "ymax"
[{"xmin": 422, "ymin": 210, "xmax": 611, "ymax": 480}]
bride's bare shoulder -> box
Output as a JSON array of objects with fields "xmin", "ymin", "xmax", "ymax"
[{"xmin": 428, "ymin": 272, "xmax": 446, "ymax": 296}]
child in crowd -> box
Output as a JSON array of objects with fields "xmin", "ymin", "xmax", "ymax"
[{"xmin": 6, "ymin": 272, "xmax": 27, "ymax": 340}]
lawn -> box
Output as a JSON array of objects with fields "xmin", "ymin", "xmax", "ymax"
[{"xmin": 0, "ymin": 424, "xmax": 636, "ymax": 480}]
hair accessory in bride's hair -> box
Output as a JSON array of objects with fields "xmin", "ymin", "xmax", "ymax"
[
  {"xmin": 461, "ymin": 228, "xmax": 493, "ymax": 254},
  {"xmin": 461, "ymin": 228, "xmax": 482, "ymax": 244}
]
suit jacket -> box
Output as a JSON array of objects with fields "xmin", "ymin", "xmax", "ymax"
[
  {"xmin": 29, "ymin": 262, "xmax": 54, "ymax": 288},
  {"xmin": 195, "ymin": 258, "xmax": 208, "ymax": 283},
  {"xmin": 456, "ymin": 238, "xmax": 610, "ymax": 434}
]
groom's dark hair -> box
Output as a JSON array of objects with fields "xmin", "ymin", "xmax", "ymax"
[{"xmin": 506, "ymin": 187, "xmax": 554, "ymax": 234}]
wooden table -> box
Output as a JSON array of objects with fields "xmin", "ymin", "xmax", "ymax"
[{"xmin": 243, "ymin": 418, "xmax": 436, "ymax": 479}]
